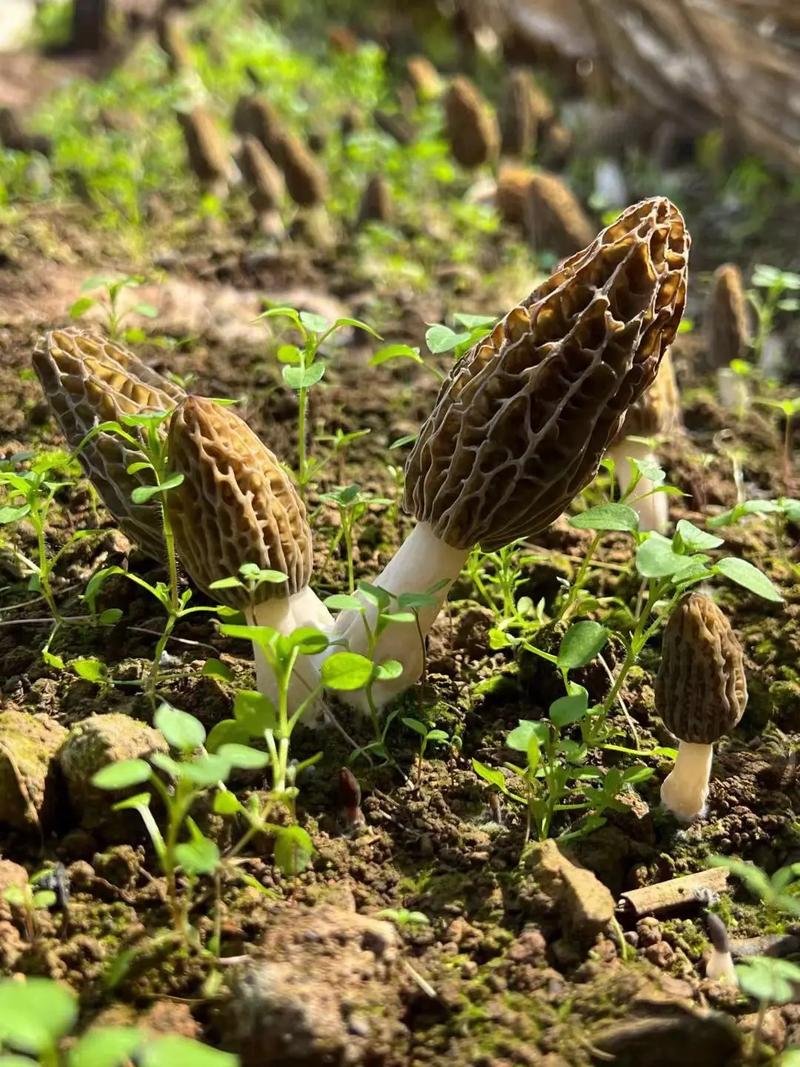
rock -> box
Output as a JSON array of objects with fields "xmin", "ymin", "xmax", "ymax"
[
  {"xmin": 58, "ymin": 713, "xmax": 167, "ymax": 829},
  {"xmin": 592, "ymin": 1000, "xmax": 742, "ymax": 1065},
  {"xmin": 741, "ymin": 1007, "xmax": 786, "ymax": 1052},
  {"xmin": 526, "ymin": 839, "xmax": 616, "ymax": 947},
  {"xmin": 222, "ymin": 903, "xmax": 404, "ymax": 1066},
  {"xmin": 0, "ymin": 859, "xmax": 28, "ymax": 919},
  {"xmin": 0, "ymin": 711, "xmax": 68, "ymax": 831}
]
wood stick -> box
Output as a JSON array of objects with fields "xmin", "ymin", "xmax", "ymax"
[{"xmin": 618, "ymin": 868, "xmax": 729, "ymax": 921}]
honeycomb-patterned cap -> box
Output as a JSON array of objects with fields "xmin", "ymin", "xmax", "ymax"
[
  {"xmin": 167, "ymin": 396, "xmax": 312, "ymax": 609},
  {"xmin": 404, "ymin": 197, "xmax": 689, "ymax": 550},
  {"xmin": 655, "ymin": 592, "xmax": 747, "ymax": 744},
  {"xmin": 614, "ymin": 347, "xmax": 681, "ymax": 441},
  {"xmin": 32, "ymin": 328, "xmax": 185, "ymax": 559},
  {"xmin": 703, "ymin": 263, "xmax": 751, "ymax": 370}
]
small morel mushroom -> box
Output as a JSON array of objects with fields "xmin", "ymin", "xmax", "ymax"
[
  {"xmin": 177, "ymin": 108, "xmax": 233, "ymax": 197},
  {"xmin": 156, "ymin": 13, "xmax": 192, "ymax": 75},
  {"xmin": 704, "ymin": 263, "xmax": 752, "ymax": 411},
  {"xmin": 406, "ymin": 56, "xmax": 442, "ymax": 102},
  {"xmin": 525, "ymin": 170, "xmax": 595, "ymax": 258},
  {"xmin": 332, "ymin": 197, "xmax": 689, "ymax": 706},
  {"xmin": 607, "ymin": 349, "xmax": 681, "ymax": 532},
  {"xmin": 496, "ymin": 164, "xmax": 534, "ymax": 227},
  {"xmin": 239, "ymin": 134, "xmax": 285, "ymax": 237},
  {"xmin": 443, "ymin": 76, "xmax": 499, "ymax": 169},
  {"xmin": 705, "ymin": 912, "xmax": 737, "ymax": 984},
  {"xmin": 32, "ymin": 328, "xmax": 185, "ymax": 558},
  {"xmin": 373, "ymin": 109, "xmax": 415, "ymax": 147},
  {"xmin": 704, "ymin": 264, "xmax": 751, "ymax": 369},
  {"xmin": 656, "ymin": 593, "xmax": 747, "ymax": 822},
  {"xmin": 166, "ymin": 396, "xmax": 331, "ymax": 705},
  {"xmin": 232, "ymin": 94, "xmax": 286, "ymax": 167},
  {"xmin": 356, "ymin": 174, "xmax": 393, "ymax": 227},
  {"xmin": 500, "ymin": 69, "xmax": 539, "ymax": 158},
  {"xmin": 278, "ymin": 130, "xmax": 327, "ymax": 208}
]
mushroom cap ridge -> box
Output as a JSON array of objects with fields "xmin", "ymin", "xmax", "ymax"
[{"xmin": 167, "ymin": 396, "xmax": 312, "ymax": 609}]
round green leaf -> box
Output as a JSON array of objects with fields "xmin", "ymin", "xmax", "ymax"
[
  {"xmin": 139, "ymin": 1035, "xmax": 239, "ymax": 1067},
  {"xmin": 91, "ymin": 759, "xmax": 152, "ymax": 790},
  {"xmin": 549, "ymin": 691, "xmax": 589, "ymax": 727},
  {"xmin": 715, "ymin": 556, "xmax": 784, "ymax": 603},
  {"xmin": 155, "ymin": 703, "xmax": 206, "ymax": 750},
  {"xmin": 557, "ymin": 621, "xmax": 608, "ymax": 670},
  {"xmin": 274, "ymin": 825, "xmax": 315, "ymax": 876},
  {"xmin": 282, "ymin": 363, "xmax": 326, "ymax": 390},
  {"xmin": 68, "ymin": 1026, "xmax": 144, "ymax": 1067},
  {"xmin": 217, "ymin": 744, "xmax": 269, "ymax": 770},
  {"xmin": 321, "ymin": 651, "xmax": 374, "ymax": 691},
  {"xmin": 0, "ymin": 978, "xmax": 77, "ymax": 1053},
  {"xmin": 570, "ymin": 504, "xmax": 639, "ymax": 532}
]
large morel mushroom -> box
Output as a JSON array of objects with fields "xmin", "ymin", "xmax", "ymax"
[
  {"xmin": 167, "ymin": 396, "xmax": 331, "ymax": 707},
  {"xmin": 332, "ymin": 197, "xmax": 690, "ymax": 706},
  {"xmin": 32, "ymin": 328, "xmax": 185, "ymax": 559},
  {"xmin": 656, "ymin": 592, "xmax": 747, "ymax": 822}
]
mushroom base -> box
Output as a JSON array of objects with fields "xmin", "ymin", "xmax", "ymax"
[
  {"xmin": 248, "ymin": 587, "xmax": 334, "ymax": 723},
  {"xmin": 608, "ymin": 439, "xmax": 668, "ymax": 533},
  {"xmin": 328, "ymin": 521, "xmax": 470, "ymax": 711},
  {"xmin": 660, "ymin": 741, "xmax": 714, "ymax": 822},
  {"xmin": 706, "ymin": 949, "xmax": 737, "ymax": 984}
]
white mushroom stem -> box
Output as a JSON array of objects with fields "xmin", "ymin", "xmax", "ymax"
[
  {"xmin": 608, "ymin": 438, "xmax": 668, "ymax": 533},
  {"xmin": 246, "ymin": 587, "xmax": 334, "ymax": 722},
  {"xmin": 660, "ymin": 741, "xmax": 714, "ymax": 822},
  {"xmin": 328, "ymin": 521, "xmax": 470, "ymax": 710},
  {"xmin": 716, "ymin": 367, "xmax": 750, "ymax": 415},
  {"xmin": 706, "ymin": 948, "xmax": 737, "ymax": 984}
]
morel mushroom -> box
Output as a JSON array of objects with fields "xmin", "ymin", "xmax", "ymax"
[
  {"xmin": 239, "ymin": 134, "xmax": 285, "ymax": 237},
  {"xmin": 332, "ymin": 197, "xmax": 689, "ymax": 707},
  {"xmin": 177, "ymin": 107, "xmax": 233, "ymax": 197},
  {"xmin": 166, "ymin": 396, "xmax": 331, "ymax": 706},
  {"xmin": 704, "ymin": 263, "xmax": 752, "ymax": 412},
  {"xmin": 606, "ymin": 349, "xmax": 681, "ymax": 532},
  {"xmin": 525, "ymin": 171, "xmax": 595, "ymax": 258},
  {"xmin": 656, "ymin": 593, "xmax": 747, "ymax": 822},
  {"xmin": 32, "ymin": 328, "xmax": 185, "ymax": 558},
  {"xmin": 443, "ymin": 76, "xmax": 499, "ymax": 169},
  {"xmin": 705, "ymin": 912, "xmax": 737, "ymax": 984}
]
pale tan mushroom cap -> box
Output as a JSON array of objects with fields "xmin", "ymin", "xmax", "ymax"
[
  {"xmin": 167, "ymin": 396, "xmax": 312, "ymax": 609},
  {"xmin": 404, "ymin": 196, "xmax": 690, "ymax": 550},
  {"xmin": 32, "ymin": 328, "xmax": 185, "ymax": 558},
  {"xmin": 655, "ymin": 592, "xmax": 747, "ymax": 745},
  {"xmin": 614, "ymin": 347, "xmax": 682, "ymax": 441},
  {"xmin": 703, "ymin": 262, "xmax": 751, "ymax": 370}
]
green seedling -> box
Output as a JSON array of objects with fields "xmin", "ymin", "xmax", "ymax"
[
  {"xmin": 401, "ymin": 715, "xmax": 450, "ymax": 784},
  {"xmin": 258, "ymin": 305, "xmax": 380, "ymax": 494},
  {"xmin": 424, "ymin": 312, "xmax": 498, "ymax": 361},
  {"xmin": 319, "ymin": 484, "xmax": 392, "ymax": 592},
  {"xmin": 0, "ymin": 976, "xmax": 237, "ymax": 1067},
  {"xmin": 69, "ymin": 275, "xmax": 157, "ymax": 341},
  {"xmin": 78, "ymin": 410, "xmax": 218, "ymax": 702},
  {"xmin": 465, "ymin": 540, "xmax": 528, "ymax": 622},
  {"xmin": 748, "ymin": 264, "xmax": 800, "ymax": 364},
  {"xmin": 3, "ymin": 869, "xmax": 58, "ymax": 943},
  {"xmin": 376, "ymin": 907, "xmax": 430, "ymax": 927},
  {"xmin": 0, "ymin": 449, "xmax": 117, "ymax": 666},
  {"xmin": 755, "ymin": 396, "xmax": 800, "ymax": 485}
]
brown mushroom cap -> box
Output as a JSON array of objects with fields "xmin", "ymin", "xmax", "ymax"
[
  {"xmin": 177, "ymin": 107, "xmax": 231, "ymax": 185},
  {"xmin": 613, "ymin": 347, "xmax": 682, "ymax": 441},
  {"xmin": 655, "ymin": 592, "xmax": 747, "ymax": 744},
  {"xmin": 32, "ymin": 328, "xmax": 184, "ymax": 559},
  {"xmin": 167, "ymin": 396, "xmax": 312, "ymax": 609},
  {"xmin": 404, "ymin": 196, "xmax": 689, "ymax": 550},
  {"xmin": 443, "ymin": 76, "xmax": 499, "ymax": 168},
  {"xmin": 239, "ymin": 134, "xmax": 284, "ymax": 212},
  {"xmin": 525, "ymin": 170, "xmax": 596, "ymax": 258},
  {"xmin": 703, "ymin": 263, "xmax": 751, "ymax": 370}
]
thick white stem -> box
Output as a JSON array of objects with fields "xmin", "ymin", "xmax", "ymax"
[
  {"xmin": 328, "ymin": 522, "xmax": 470, "ymax": 710},
  {"xmin": 247, "ymin": 587, "xmax": 333, "ymax": 724},
  {"xmin": 716, "ymin": 367, "xmax": 750, "ymax": 415},
  {"xmin": 706, "ymin": 949, "xmax": 737, "ymax": 984},
  {"xmin": 660, "ymin": 741, "xmax": 713, "ymax": 822},
  {"xmin": 609, "ymin": 440, "xmax": 668, "ymax": 534}
]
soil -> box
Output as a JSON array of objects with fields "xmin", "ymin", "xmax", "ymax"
[{"xmin": 1, "ymin": 8, "xmax": 800, "ymax": 1067}]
